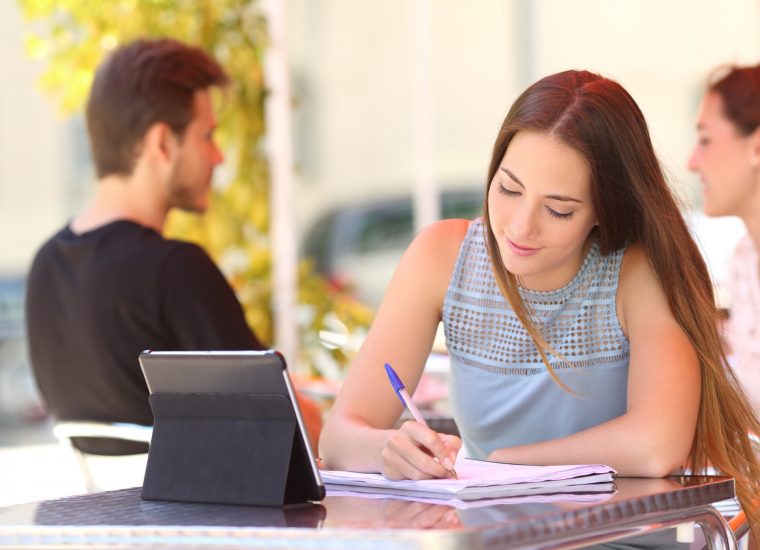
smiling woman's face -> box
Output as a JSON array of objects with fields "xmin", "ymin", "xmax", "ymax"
[
  {"xmin": 487, "ymin": 130, "xmax": 598, "ymax": 291},
  {"xmin": 688, "ymin": 91, "xmax": 759, "ymax": 219}
]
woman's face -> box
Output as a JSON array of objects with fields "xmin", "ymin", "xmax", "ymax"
[
  {"xmin": 688, "ymin": 91, "xmax": 759, "ymax": 218},
  {"xmin": 487, "ymin": 130, "xmax": 598, "ymax": 291}
]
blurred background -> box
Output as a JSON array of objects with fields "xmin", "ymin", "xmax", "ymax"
[{"xmin": 0, "ymin": 0, "xmax": 756, "ymax": 504}]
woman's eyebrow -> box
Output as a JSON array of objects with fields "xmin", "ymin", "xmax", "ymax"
[
  {"xmin": 499, "ymin": 166, "xmax": 583, "ymax": 203},
  {"xmin": 500, "ymin": 166, "xmax": 525, "ymax": 188}
]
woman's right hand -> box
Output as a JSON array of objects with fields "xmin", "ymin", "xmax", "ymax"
[
  {"xmin": 318, "ymin": 220, "xmax": 470, "ymax": 474},
  {"xmin": 380, "ymin": 420, "xmax": 462, "ymax": 480}
]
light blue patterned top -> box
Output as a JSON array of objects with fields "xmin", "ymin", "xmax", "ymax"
[{"xmin": 443, "ymin": 219, "xmax": 630, "ymax": 459}]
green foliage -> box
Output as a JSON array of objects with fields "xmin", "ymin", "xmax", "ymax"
[{"xmin": 17, "ymin": 0, "xmax": 373, "ymax": 376}]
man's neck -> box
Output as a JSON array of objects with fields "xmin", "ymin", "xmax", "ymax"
[{"xmin": 70, "ymin": 174, "xmax": 169, "ymax": 235}]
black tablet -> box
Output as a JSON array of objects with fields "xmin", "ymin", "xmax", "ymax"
[{"xmin": 138, "ymin": 350, "xmax": 325, "ymax": 505}]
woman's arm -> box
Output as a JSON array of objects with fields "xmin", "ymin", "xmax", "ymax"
[
  {"xmin": 489, "ymin": 244, "xmax": 701, "ymax": 477},
  {"xmin": 319, "ymin": 219, "xmax": 469, "ymax": 478}
]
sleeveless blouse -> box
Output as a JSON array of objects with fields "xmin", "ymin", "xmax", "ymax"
[{"xmin": 443, "ymin": 219, "xmax": 630, "ymax": 459}]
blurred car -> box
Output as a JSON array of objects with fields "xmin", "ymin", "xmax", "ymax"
[
  {"xmin": 0, "ymin": 276, "xmax": 44, "ymax": 421},
  {"xmin": 301, "ymin": 189, "xmax": 484, "ymax": 306}
]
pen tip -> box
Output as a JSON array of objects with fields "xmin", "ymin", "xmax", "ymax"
[{"xmin": 384, "ymin": 363, "xmax": 404, "ymax": 392}]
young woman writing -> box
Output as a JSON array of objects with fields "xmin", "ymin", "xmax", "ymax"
[{"xmin": 320, "ymin": 69, "xmax": 760, "ymax": 528}]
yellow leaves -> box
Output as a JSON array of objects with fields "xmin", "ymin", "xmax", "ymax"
[
  {"xmin": 99, "ymin": 33, "xmax": 118, "ymax": 51},
  {"xmin": 37, "ymin": 58, "xmax": 94, "ymax": 114},
  {"xmin": 17, "ymin": 0, "xmax": 58, "ymax": 19},
  {"xmin": 205, "ymin": 210, "xmax": 237, "ymax": 253},
  {"xmin": 164, "ymin": 210, "xmax": 205, "ymax": 246},
  {"xmin": 23, "ymin": 33, "xmax": 49, "ymax": 59}
]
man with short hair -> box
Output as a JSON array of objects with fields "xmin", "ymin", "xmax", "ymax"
[{"xmin": 25, "ymin": 38, "xmax": 320, "ymax": 456}]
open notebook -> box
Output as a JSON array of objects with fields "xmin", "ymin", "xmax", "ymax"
[{"xmin": 321, "ymin": 458, "xmax": 616, "ymax": 501}]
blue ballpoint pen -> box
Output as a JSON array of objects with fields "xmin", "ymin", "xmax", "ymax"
[{"xmin": 384, "ymin": 362, "xmax": 458, "ymax": 479}]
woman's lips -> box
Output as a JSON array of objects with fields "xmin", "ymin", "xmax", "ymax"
[{"xmin": 507, "ymin": 238, "xmax": 541, "ymax": 257}]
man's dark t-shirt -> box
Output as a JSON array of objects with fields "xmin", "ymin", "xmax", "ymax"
[{"xmin": 25, "ymin": 221, "xmax": 264, "ymax": 454}]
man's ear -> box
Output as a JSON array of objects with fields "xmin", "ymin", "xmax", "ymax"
[{"xmin": 143, "ymin": 122, "xmax": 179, "ymax": 165}]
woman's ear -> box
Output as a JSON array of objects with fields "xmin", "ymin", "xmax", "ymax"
[{"xmin": 749, "ymin": 127, "xmax": 760, "ymax": 168}]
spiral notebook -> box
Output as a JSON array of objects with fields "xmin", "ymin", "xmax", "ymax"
[{"xmin": 321, "ymin": 458, "xmax": 616, "ymax": 501}]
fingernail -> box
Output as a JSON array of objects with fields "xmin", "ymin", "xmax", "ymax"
[
  {"xmin": 445, "ymin": 510, "xmax": 457, "ymax": 523},
  {"xmin": 443, "ymin": 457, "xmax": 454, "ymax": 469}
]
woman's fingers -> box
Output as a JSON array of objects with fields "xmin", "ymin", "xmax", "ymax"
[
  {"xmin": 440, "ymin": 433, "xmax": 463, "ymax": 467},
  {"xmin": 380, "ymin": 422, "xmax": 462, "ymax": 480},
  {"xmin": 381, "ymin": 432, "xmax": 445, "ymax": 479}
]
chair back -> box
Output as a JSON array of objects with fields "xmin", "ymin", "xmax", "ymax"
[{"xmin": 52, "ymin": 421, "xmax": 152, "ymax": 492}]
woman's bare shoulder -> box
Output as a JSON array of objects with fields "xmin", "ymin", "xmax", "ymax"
[
  {"xmin": 386, "ymin": 219, "xmax": 472, "ymax": 305},
  {"xmin": 408, "ymin": 218, "xmax": 472, "ymax": 269},
  {"xmin": 619, "ymin": 243, "xmax": 662, "ymax": 286},
  {"xmin": 418, "ymin": 217, "xmax": 472, "ymax": 239},
  {"xmin": 617, "ymin": 243, "xmax": 673, "ymax": 334}
]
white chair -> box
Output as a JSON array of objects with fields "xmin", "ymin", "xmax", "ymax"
[{"xmin": 52, "ymin": 421, "xmax": 153, "ymax": 493}]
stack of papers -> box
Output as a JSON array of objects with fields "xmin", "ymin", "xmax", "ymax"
[{"xmin": 321, "ymin": 458, "xmax": 616, "ymax": 501}]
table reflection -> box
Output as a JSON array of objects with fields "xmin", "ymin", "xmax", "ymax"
[
  {"xmin": 5, "ymin": 489, "xmax": 327, "ymax": 529},
  {"xmin": 0, "ymin": 475, "xmax": 735, "ymax": 550}
]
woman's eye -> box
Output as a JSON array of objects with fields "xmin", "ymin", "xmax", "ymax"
[
  {"xmin": 546, "ymin": 207, "xmax": 574, "ymax": 220},
  {"xmin": 498, "ymin": 183, "xmax": 520, "ymax": 196}
]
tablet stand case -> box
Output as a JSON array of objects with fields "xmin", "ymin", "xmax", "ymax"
[{"xmin": 141, "ymin": 392, "xmax": 323, "ymax": 506}]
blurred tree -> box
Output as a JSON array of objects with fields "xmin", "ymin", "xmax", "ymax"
[{"xmin": 17, "ymin": 0, "xmax": 373, "ymax": 377}]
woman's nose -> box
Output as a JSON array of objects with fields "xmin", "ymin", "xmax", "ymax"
[
  {"xmin": 687, "ymin": 147, "xmax": 700, "ymax": 173},
  {"xmin": 510, "ymin": 207, "xmax": 537, "ymax": 239}
]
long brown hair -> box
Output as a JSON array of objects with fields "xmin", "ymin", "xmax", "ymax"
[{"xmin": 483, "ymin": 69, "xmax": 760, "ymax": 529}]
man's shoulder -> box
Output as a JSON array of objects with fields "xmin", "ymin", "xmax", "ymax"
[
  {"xmin": 29, "ymin": 224, "xmax": 75, "ymax": 271},
  {"xmin": 81, "ymin": 220, "xmax": 208, "ymax": 259},
  {"xmin": 33, "ymin": 223, "xmax": 73, "ymax": 250},
  {"xmin": 29, "ymin": 221, "xmax": 212, "ymax": 279},
  {"xmin": 111, "ymin": 226, "xmax": 217, "ymax": 276},
  {"xmin": 34, "ymin": 220, "xmax": 175, "ymax": 251}
]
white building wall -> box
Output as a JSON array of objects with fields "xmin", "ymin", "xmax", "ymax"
[
  {"xmin": 0, "ymin": 1, "xmax": 74, "ymax": 276},
  {"xmin": 288, "ymin": 0, "xmax": 518, "ymax": 232}
]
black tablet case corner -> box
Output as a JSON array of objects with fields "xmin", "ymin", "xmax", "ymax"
[{"xmin": 141, "ymin": 392, "xmax": 324, "ymax": 506}]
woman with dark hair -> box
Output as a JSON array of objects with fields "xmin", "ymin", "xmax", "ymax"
[
  {"xmin": 321, "ymin": 70, "xmax": 760, "ymax": 528},
  {"xmin": 689, "ymin": 65, "xmax": 760, "ymax": 421}
]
